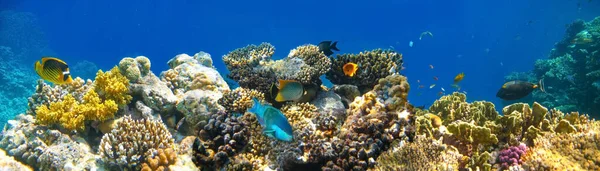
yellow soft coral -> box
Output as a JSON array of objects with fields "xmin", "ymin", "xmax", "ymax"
[
  {"xmin": 94, "ymin": 66, "xmax": 132, "ymax": 106},
  {"xmin": 35, "ymin": 89, "xmax": 119, "ymax": 131}
]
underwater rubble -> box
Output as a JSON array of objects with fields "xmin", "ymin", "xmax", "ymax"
[{"xmin": 1, "ymin": 38, "xmax": 600, "ymax": 171}]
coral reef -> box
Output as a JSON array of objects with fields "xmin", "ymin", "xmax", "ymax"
[
  {"xmin": 118, "ymin": 56, "xmax": 151, "ymax": 83},
  {"xmin": 218, "ymin": 87, "xmax": 265, "ymax": 114},
  {"xmin": 505, "ymin": 16, "xmax": 600, "ymax": 116},
  {"xmin": 326, "ymin": 49, "xmax": 403, "ymax": 91},
  {"xmin": 161, "ymin": 52, "xmax": 229, "ymax": 95},
  {"xmin": 99, "ymin": 115, "xmax": 175, "ymax": 169},
  {"xmin": 374, "ymin": 135, "xmax": 464, "ymax": 171},
  {"xmin": 0, "ymin": 114, "xmax": 99, "ymax": 170},
  {"xmin": 0, "ymin": 148, "xmax": 33, "ymax": 171},
  {"xmin": 498, "ymin": 144, "xmax": 527, "ymax": 169}
]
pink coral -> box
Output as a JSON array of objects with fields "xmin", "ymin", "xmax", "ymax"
[{"xmin": 498, "ymin": 143, "xmax": 527, "ymax": 169}]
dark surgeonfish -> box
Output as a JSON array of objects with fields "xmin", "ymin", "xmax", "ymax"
[
  {"xmin": 34, "ymin": 57, "xmax": 73, "ymax": 84},
  {"xmin": 318, "ymin": 41, "xmax": 340, "ymax": 56},
  {"xmin": 496, "ymin": 79, "xmax": 545, "ymax": 100}
]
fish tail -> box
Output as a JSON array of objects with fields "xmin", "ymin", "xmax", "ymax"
[
  {"xmin": 248, "ymin": 98, "xmax": 261, "ymax": 113},
  {"xmin": 34, "ymin": 61, "xmax": 43, "ymax": 76},
  {"xmin": 330, "ymin": 41, "xmax": 339, "ymax": 51}
]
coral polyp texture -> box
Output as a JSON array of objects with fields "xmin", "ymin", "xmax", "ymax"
[
  {"xmin": 99, "ymin": 115, "xmax": 175, "ymax": 169},
  {"xmin": 326, "ymin": 49, "xmax": 403, "ymax": 91}
]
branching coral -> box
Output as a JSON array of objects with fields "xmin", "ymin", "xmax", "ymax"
[
  {"xmin": 99, "ymin": 115, "xmax": 175, "ymax": 169},
  {"xmin": 94, "ymin": 66, "xmax": 132, "ymax": 106},
  {"xmin": 35, "ymin": 90, "xmax": 118, "ymax": 131},
  {"xmin": 374, "ymin": 135, "xmax": 464, "ymax": 171},
  {"xmin": 275, "ymin": 44, "xmax": 331, "ymax": 84},
  {"xmin": 326, "ymin": 49, "xmax": 403, "ymax": 91},
  {"xmin": 141, "ymin": 148, "xmax": 178, "ymax": 171}
]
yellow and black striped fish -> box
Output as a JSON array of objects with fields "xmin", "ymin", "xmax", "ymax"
[{"xmin": 34, "ymin": 57, "xmax": 73, "ymax": 84}]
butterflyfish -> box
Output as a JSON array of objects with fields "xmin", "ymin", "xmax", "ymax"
[
  {"xmin": 273, "ymin": 80, "xmax": 304, "ymax": 102},
  {"xmin": 343, "ymin": 62, "xmax": 358, "ymax": 77},
  {"xmin": 34, "ymin": 57, "xmax": 73, "ymax": 84}
]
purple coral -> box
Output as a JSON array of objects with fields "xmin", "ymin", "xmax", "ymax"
[{"xmin": 498, "ymin": 144, "xmax": 527, "ymax": 169}]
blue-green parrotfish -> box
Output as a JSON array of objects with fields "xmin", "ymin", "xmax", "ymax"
[{"xmin": 247, "ymin": 98, "xmax": 294, "ymax": 142}]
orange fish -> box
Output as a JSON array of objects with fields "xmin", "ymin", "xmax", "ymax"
[
  {"xmin": 419, "ymin": 85, "xmax": 425, "ymax": 89},
  {"xmin": 454, "ymin": 72, "xmax": 465, "ymax": 84},
  {"xmin": 433, "ymin": 76, "xmax": 438, "ymax": 81},
  {"xmin": 437, "ymin": 91, "xmax": 444, "ymax": 96},
  {"xmin": 429, "ymin": 64, "xmax": 434, "ymax": 69},
  {"xmin": 343, "ymin": 62, "xmax": 359, "ymax": 77}
]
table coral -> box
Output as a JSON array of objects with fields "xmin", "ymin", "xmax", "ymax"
[
  {"xmin": 99, "ymin": 115, "xmax": 175, "ymax": 169},
  {"xmin": 326, "ymin": 49, "xmax": 403, "ymax": 91}
]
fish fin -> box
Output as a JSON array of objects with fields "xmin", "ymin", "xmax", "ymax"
[
  {"xmin": 330, "ymin": 41, "xmax": 340, "ymax": 51},
  {"xmin": 539, "ymin": 78, "xmax": 546, "ymax": 93},
  {"xmin": 275, "ymin": 93, "xmax": 286, "ymax": 102},
  {"xmin": 262, "ymin": 128, "xmax": 275, "ymax": 138},
  {"xmin": 34, "ymin": 61, "xmax": 43, "ymax": 76},
  {"xmin": 42, "ymin": 57, "xmax": 67, "ymax": 65}
]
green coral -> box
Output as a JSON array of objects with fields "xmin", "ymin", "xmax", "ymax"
[
  {"xmin": 326, "ymin": 49, "xmax": 403, "ymax": 91},
  {"xmin": 429, "ymin": 92, "xmax": 498, "ymax": 125},
  {"xmin": 118, "ymin": 56, "xmax": 151, "ymax": 83},
  {"xmin": 447, "ymin": 121, "xmax": 498, "ymax": 147}
]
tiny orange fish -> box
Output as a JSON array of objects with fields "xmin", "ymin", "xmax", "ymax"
[
  {"xmin": 419, "ymin": 85, "xmax": 425, "ymax": 89},
  {"xmin": 343, "ymin": 62, "xmax": 359, "ymax": 77},
  {"xmin": 437, "ymin": 91, "xmax": 444, "ymax": 96},
  {"xmin": 454, "ymin": 72, "xmax": 465, "ymax": 84},
  {"xmin": 433, "ymin": 76, "xmax": 438, "ymax": 81},
  {"xmin": 429, "ymin": 64, "xmax": 434, "ymax": 69}
]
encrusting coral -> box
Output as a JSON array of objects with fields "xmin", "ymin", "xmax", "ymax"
[
  {"xmin": 99, "ymin": 115, "xmax": 175, "ymax": 169},
  {"xmin": 141, "ymin": 148, "xmax": 178, "ymax": 171},
  {"xmin": 326, "ymin": 49, "xmax": 403, "ymax": 91}
]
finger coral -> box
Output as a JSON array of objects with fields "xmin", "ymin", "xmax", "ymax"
[
  {"xmin": 35, "ymin": 90, "xmax": 118, "ymax": 131},
  {"xmin": 99, "ymin": 115, "xmax": 175, "ymax": 169},
  {"xmin": 94, "ymin": 66, "xmax": 132, "ymax": 106},
  {"xmin": 326, "ymin": 49, "xmax": 403, "ymax": 91}
]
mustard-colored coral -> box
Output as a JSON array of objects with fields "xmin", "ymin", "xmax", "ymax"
[
  {"xmin": 374, "ymin": 135, "xmax": 464, "ymax": 171},
  {"xmin": 141, "ymin": 148, "xmax": 178, "ymax": 171},
  {"xmin": 94, "ymin": 66, "xmax": 132, "ymax": 106},
  {"xmin": 35, "ymin": 90, "xmax": 118, "ymax": 131}
]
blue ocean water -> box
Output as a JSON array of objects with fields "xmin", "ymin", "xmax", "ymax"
[{"xmin": 0, "ymin": 0, "xmax": 599, "ymax": 126}]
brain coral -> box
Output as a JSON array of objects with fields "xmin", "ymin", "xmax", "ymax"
[
  {"xmin": 326, "ymin": 49, "xmax": 403, "ymax": 91},
  {"xmin": 99, "ymin": 115, "xmax": 175, "ymax": 169}
]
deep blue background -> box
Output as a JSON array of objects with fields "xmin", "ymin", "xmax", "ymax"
[{"xmin": 2, "ymin": 0, "xmax": 599, "ymax": 110}]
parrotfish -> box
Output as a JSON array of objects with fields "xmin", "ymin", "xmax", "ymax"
[
  {"xmin": 496, "ymin": 79, "xmax": 545, "ymax": 100},
  {"xmin": 34, "ymin": 57, "xmax": 73, "ymax": 84},
  {"xmin": 247, "ymin": 98, "xmax": 294, "ymax": 142}
]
